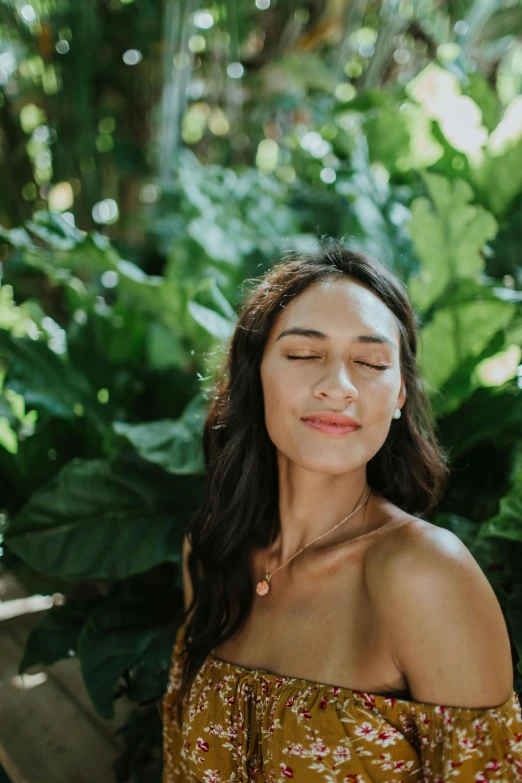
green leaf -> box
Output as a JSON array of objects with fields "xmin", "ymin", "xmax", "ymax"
[
  {"xmin": 407, "ymin": 173, "xmax": 498, "ymax": 311},
  {"xmin": 113, "ymin": 393, "xmax": 206, "ymax": 475},
  {"xmin": 187, "ymin": 301, "xmax": 235, "ymax": 340},
  {"xmin": 394, "ymin": 104, "xmax": 444, "ymax": 170},
  {"xmin": 125, "ymin": 625, "xmax": 178, "ymax": 704},
  {"xmin": 470, "ymin": 138, "xmax": 522, "ymax": 218},
  {"xmin": 147, "ymin": 321, "xmax": 186, "ymax": 370},
  {"xmin": 19, "ymin": 600, "xmax": 95, "ymax": 674},
  {"xmin": 507, "ymin": 585, "xmax": 522, "ymax": 671},
  {"xmin": 260, "ymin": 52, "xmax": 337, "ymax": 96},
  {"xmin": 438, "ymin": 386, "xmax": 522, "ymax": 456},
  {"xmin": 0, "ymin": 328, "xmax": 108, "ymax": 428},
  {"xmin": 24, "ymin": 220, "xmax": 82, "ymax": 251},
  {"xmin": 477, "ymin": 480, "xmax": 522, "ymax": 543},
  {"xmin": 430, "ymin": 322, "xmax": 506, "ymax": 417},
  {"xmin": 77, "ymin": 593, "xmax": 177, "ymax": 719},
  {"xmin": 184, "ymin": 267, "xmax": 237, "ymax": 343},
  {"xmin": 479, "ymin": 7, "xmax": 522, "ymax": 40},
  {"xmin": 419, "ymin": 297, "xmax": 513, "ymax": 391},
  {"xmin": 3, "ymin": 455, "xmax": 199, "ymax": 580},
  {"xmin": 21, "ymin": 232, "xmax": 121, "ymax": 283},
  {"xmin": 0, "ymin": 225, "xmax": 36, "ymax": 249},
  {"xmin": 192, "ymin": 276, "xmax": 236, "ymax": 320},
  {"xmin": 488, "ymin": 201, "xmax": 522, "ymax": 279},
  {"xmin": 0, "ymin": 405, "xmax": 18, "ymax": 453},
  {"xmin": 464, "ymin": 72, "xmax": 501, "ymax": 133},
  {"xmin": 364, "ymin": 108, "xmax": 410, "ymax": 172},
  {"xmin": 187, "ymin": 218, "xmax": 242, "ymax": 266},
  {"xmin": 27, "ymin": 210, "xmax": 86, "ymax": 243}
]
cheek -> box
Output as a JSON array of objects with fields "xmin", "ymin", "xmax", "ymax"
[
  {"xmin": 260, "ymin": 364, "xmax": 304, "ymax": 445},
  {"xmin": 262, "ymin": 366, "xmax": 299, "ymax": 421},
  {"xmin": 361, "ymin": 369, "xmax": 399, "ymax": 406},
  {"xmin": 360, "ymin": 379, "xmax": 399, "ymax": 446},
  {"xmin": 368, "ymin": 386, "xmax": 395, "ymax": 418}
]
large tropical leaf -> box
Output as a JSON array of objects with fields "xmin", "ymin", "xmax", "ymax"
[
  {"xmin": 470, "ymin": 139, "xmax": 522, "ymax": 219},
  {"xmin": 113, "ymin": 392, "xmax": 207, "ymax": 475},
  {"xmin": 0, "ymin": 328, "xmax": 109, "ymax": 430},
  {"xmin": 407, "ymin": 172, "xmax": 497, "ymax": 312},
  {"xmin": 19, "ymin": 599, "xmax": 97, "ymax": 673},
  {"xmin": 477, "ymin": 480, "xmax": 522, "ymax": 543},
  {"xmin": 4, "ymin": 455, "xmax": 201, "ymax": 580},
  {"xmin": 77, "ymin": 587, "xmax": 180, "ymax": 719},
  {"xmin": 419, "ymin": 296, "xmax": 513, "ymax": 392}
]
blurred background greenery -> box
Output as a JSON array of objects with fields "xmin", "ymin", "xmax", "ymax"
[{"xmin": 1, "ymin": 0, "xmax": 522, "ymax": 780}]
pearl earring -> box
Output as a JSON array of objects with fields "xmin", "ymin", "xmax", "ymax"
[{"xmin": 393, "ymin": 408, "xmax": 401, "ymax": 419}]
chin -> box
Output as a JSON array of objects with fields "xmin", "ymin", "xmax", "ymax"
[{"xmin": 297, "ymin": 455, "xmax": 360, "ymax": 475}]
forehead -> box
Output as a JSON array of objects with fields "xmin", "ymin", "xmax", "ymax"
[{"xmin": 269, "ymin": 278, "xmax": 400, "ymax": 347}]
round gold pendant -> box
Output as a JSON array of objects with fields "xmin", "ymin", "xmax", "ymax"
[{"xmin": 256, "ymin": 578, "xmax": 270, "ymax": 595}]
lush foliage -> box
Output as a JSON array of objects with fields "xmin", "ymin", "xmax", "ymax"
[{"xmin": 1, "ymin": 1, "xmax": 522, "ymax": 781}]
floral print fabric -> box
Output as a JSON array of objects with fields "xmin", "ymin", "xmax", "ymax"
[{"xmin": 162, "ymin": 621, "xmax": 522, "ymax": 782}]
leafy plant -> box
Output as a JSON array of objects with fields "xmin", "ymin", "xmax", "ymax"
[{"xmin": 1, "ymin": 2, "xmax": 522, "ymax": 781}]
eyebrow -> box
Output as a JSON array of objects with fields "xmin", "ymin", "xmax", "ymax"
[{"xmin": 275, "ymin": 327, "xmax": 396, "ymax": 349}]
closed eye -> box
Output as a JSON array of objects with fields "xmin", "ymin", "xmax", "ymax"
[
  {"xmin": 357, "ymin": 362, "xmax": 389, "ymax": 371},
  {"xmin": 285, "ymin": 356, "xmax": 389, "ymax": 371}
]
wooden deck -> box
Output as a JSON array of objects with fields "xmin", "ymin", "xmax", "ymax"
[{"xmin": 0, "ymin": 572, "xmax": 134, "ymax": 783}]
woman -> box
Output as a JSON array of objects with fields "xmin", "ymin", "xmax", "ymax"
[{"xmin": 162, "ymin": 247, "xmax": 522, "ymax": 782}]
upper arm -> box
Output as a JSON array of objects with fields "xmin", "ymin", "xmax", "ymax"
[
  {"xmin": 182, "ymin": 532, "xmax": 194, "ymax": 615},
  {"xmin": 368, "ymin": 524, "xmax": 514, "ymax": 708}
]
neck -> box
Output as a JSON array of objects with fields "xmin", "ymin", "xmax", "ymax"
[{"xmin": 270, "ymin": 455, "xmax": 372, "ymax": 565}]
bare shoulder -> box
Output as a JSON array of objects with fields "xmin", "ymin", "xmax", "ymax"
[
  {"xmin": 366, "ymin": 511, "xmax": 514, "ymax": 708},
  {"xmin": 366, "ymin": 509, "xmax": 488, "ymax": 599},
  {"xmin": 368, "ymin": 511, "xmax": 476, "ymax": 573},
  {"xmin": 364, "ymin": 505, "xmax": 431, "ymax": 574}
]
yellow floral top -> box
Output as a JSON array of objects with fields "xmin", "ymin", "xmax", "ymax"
[{"xmin": 162, "ymin": 621, "xmax": 522, "ymax": 782}]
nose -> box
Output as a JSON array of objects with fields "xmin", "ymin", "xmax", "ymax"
[{"xmin": 313, "ymin": 358, "xmax": 358, "ymax": 401}]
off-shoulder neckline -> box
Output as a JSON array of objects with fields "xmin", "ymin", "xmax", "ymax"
[{"xmin": 207, "ymin": 650, "xmax": 518, "ymax": 716}]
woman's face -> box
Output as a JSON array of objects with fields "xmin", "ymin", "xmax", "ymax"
[{"xmin": 259, "ymin": 277, "xmax": 407, "ymax": 474}]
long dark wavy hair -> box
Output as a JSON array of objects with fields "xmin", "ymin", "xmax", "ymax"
[{"xmin": 174, "ymin": 245, "xmax": 451, "ymax": 724}]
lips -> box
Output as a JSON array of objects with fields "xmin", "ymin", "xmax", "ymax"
[
  {"xmin": 301, "ymin": 415, "xmax": 360, "ymax": 436},
  {"xmin": 303, "ymin": 414, "xmax": 360, "ymax": 426}
]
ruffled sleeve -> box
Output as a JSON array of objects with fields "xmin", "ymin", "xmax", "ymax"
[
  {"xmin": 161, "ymin": 621, "xmax": 189, "ymax": 783},
  {"xmin": 402, "ymin": 689, "xmax": 522, "ymax": 782}
]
